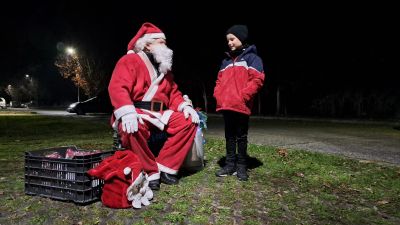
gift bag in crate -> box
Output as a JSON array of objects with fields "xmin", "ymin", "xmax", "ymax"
[{"xmin": 24, "ymin": 146, "xmax": 114, "ymax": 204}]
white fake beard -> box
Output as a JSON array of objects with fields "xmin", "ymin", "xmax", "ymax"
[{"xmin": 151, "ymin": 44, "xmax": 173, "ymax": 74}]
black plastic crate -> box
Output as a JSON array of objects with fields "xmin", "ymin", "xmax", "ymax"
[{"xmin": 24, "ymin": 146, "xmax": 114, "ymax": 204}]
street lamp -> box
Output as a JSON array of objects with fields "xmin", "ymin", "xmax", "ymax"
[
  {"xmin": 65, "ymin": 47, "xmax": 80, "ymax": 102},
  {"xmin": 66, "ymin": 47, "xmax": 76, "ymax": 55},
  {"xmin": 25, "ymin": 74, "xmax": 33, "ymax": 82},
  {"xmin": 7, "ymin": 84, "xmax": 13, "ymax": 107},
  {"xmin": 25, "ymin": 74, "xmax": 31, "ymax": 103}
]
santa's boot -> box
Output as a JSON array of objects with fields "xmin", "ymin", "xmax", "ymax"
[
  {"xmin": 160, "ymin": 172, "xmax": 179, "ymax": 185},
  {"xmin": 148, "ymin": 179, "xmax": 160, "ymax": 190}
]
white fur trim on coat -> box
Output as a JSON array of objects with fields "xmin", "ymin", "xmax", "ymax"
[
  {"xmin": 148, "ymin": 172, "xmax": 160, "ymax": 181},
  {"xmin": 140, "ymin": 114, "xmax": 165, "ymax": 130},
  {"xmin": 157, "ymin": 163, "xmax": 178, "ymax": 175},
  {"xmin": 114, "ymin": 105, "xmax": 136, "ymax": 120},
  {"xmin": 137, "ymin": 52, "xmax": 165, "ymax": 101},
  {"xmin": 142, "ymin": 33, "xmax": 165, "ymax": 40},
  {"xmin": 178, "ymin": 101, "xmax": 192, "ymax": 112},
  {"xmin": 140, "ymin": 109, "xmax": 174, "ymax": 130}
]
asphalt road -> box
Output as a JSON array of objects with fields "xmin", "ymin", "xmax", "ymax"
[
  {"xmin": 30, "ymin": 109, "xmax": 400, "ymax": 166},
  {"xmin": 32, "ymin": 108, "xmax": 109, "ymax": 118},
  {"xmin": 206, "ymin": 115, "xmax": 400, "ymax": 166}
]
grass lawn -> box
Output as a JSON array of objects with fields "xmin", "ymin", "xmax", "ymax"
[{"xmin": 0, "ymin": 114, "xmax": 399, "ymax": 224}]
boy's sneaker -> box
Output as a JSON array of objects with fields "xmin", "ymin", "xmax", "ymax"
[
  {"xmin": 236, "ymin": 166, "xmax": 248, "ymax": 181},
  {"xmin": 215, "ymin": 166, "xmax": 236, "ymax": 177}
]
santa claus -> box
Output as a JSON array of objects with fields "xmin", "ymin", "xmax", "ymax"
[{"xmin": 108, "ymin": 22, "xmax": 199, "ymax": 190}]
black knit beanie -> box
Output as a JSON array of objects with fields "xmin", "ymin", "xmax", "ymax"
[{"xmin": 226, "ymin": 24, "xmax": 248, "ymax": 43}]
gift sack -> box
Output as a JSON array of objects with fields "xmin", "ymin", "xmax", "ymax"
[
  {"xmin": 87, "ymin": 150, "xmax": 153, "ymax": 209},
  {"xmin": 181, "ymin": 127, "xmax": 205, "ymax": 171}
]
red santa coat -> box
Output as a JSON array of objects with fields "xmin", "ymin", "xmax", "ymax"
[
  {"xmin": 109, "ymin": 51, "xmax": 191, "ymax": 129},
  {"xmin": 108, "ymin": 51, "xmax": 196, "ymax": 180}
]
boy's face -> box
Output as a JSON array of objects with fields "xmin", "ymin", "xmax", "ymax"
[{"xmin": 226, "ymin": 34, "xmax": 243, "ymax": 51}]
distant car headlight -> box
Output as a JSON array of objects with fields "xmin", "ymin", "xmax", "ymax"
[{"xmin": 68, "ymin": 103, "xmax": 78, "ymax": 108}]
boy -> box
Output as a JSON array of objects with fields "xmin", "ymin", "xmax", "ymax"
[{"xmin": 213, "ymin": 24, "xmax": 265, "ymax": 181}]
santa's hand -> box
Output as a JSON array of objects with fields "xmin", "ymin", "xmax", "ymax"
[
  {"xmin": 183, "ymin": 106, "xmax": 200, "ymax": 124},
  {"xmin": 121, "ymin": 113, "xmax": 144, "ymax": 134}
]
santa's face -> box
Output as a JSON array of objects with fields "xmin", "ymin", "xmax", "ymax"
[{"xmin": 149, "ymin": 39, "xmax": 173, "ymax": 74}]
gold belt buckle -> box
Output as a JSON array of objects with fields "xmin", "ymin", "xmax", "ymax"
[{"xmin": 150, "ymin": 100, "xmax": 164, "ymax": 112}]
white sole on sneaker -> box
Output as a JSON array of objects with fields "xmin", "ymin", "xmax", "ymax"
[
  {"xmin": 217, "ymin": 174, "xmax": 228, "ymax": 177},
  {"xmin": 216, "ymin": 172, "xmax": 236, "ymax": 177}
]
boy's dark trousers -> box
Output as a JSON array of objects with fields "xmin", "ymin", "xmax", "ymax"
[{"xmin": 222, "ymin": 111, "xmax": 249, "ymax": 168}]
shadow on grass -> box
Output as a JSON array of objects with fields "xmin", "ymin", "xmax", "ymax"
[
  {"xmin": 178, "ymin": 159, "xmax": 209, "ymax": 178},
  {"xmin": 217, "ymin": 155, "xmax": 263, "ymax": 169}
]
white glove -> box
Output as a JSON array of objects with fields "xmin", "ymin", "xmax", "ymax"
[
  {"xmin": 131, "ymin": 193, "xmax": 142, "ymax": 209},
  {"xmin": 183, "ymin": 106, "xmax": 200, "ymax": 124},
  {"xmin": 126, "ymin": 173, "xmax": 153, "ymax": 209},
  {"xmin": 139, "ymin": 179, "xmax": 152, "ymax": 206},
  {"xmin": 121, "ymin": 112, "xmax": 144, "ymax": 134}
]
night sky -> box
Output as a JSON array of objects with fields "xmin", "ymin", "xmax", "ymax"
[{"xmin": 1, "ymin": 1, "xmax": 398, "ymax": 116}]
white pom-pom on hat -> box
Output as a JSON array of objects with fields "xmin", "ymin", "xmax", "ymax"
[{"xmin": 124, "ymin": 167, "xmax": 132, "ymax": 175}]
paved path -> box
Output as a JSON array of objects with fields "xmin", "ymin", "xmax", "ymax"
[
  {"xmin": 27, "ymin": 109, "xmax": 400, "ymax": 165},
  {"xmin": 206, "ymin": 115, "xmax": 400, "ymax": 166}
]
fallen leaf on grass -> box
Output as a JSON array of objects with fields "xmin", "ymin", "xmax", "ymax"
[
  {"xmin": 277, "ymin": 148, "xmax": 288, "ymax": 157},
  {"xmin": 144, "ymin": 217, "xmax": 152, "ymax": 223},
  {"xmin": 295, "ymin": 172, "xmax": 305, "ymax": 178},
  {"xmin": 365, "ymin": 187, "xmax": 373, "ymax": 193},
  {"xmin": 281, "ymin": 204, "xmax": 290, "ymax": 212},
  {"xmin": 359, "ymin": 160, "xmax": 373, "ymax": 164},
  {"xmin": 323, "ymin": 182, "xmax": 332, "ymax": 188},
  {"xmin": 347, "ymin": 187, "xmax": 361, "ymax": 193},
  {"xmin": 376, "ymin": 200, "xmax": 389, "ymax": 206},
  {"xmin": 216, "ymin": 206, "xmax": 231, "ymax": 210}
]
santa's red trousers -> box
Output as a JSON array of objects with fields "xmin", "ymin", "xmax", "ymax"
[{"xmin": 120, "ymin": 112, "xmax": 196, "ymax": 180}]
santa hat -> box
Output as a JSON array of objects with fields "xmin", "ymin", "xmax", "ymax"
[
  {"xmin": 127, "ymin": 22, "xmax": 166, "ymax": 54},
  {"xmin": 87, "ymin": 150, "xmax": 153, "ymax": 209}
]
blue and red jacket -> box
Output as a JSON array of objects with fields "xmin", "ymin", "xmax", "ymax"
[{"xmin": 213, "ymin": 45, "xmax": 265, "ymax": 115}]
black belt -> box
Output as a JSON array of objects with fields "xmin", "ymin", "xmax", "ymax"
[{"xmin": 134, "ymin": 101, "xmax": 167, "ymax": 112}]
